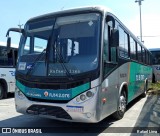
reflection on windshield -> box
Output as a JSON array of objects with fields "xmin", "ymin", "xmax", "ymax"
[{"xmin": 19, "ymin": 13, "xmax": 101, "ymax": 77}]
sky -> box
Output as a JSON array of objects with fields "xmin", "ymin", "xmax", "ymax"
[{"xmin": 0, "ymin": 0, "xmax": 160, "ymax": 49}]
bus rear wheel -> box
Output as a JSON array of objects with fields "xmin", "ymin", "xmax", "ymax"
[
  {"xmin": 113, "ymin": 91, "xmax": 127, "ymax": 120},
  {"xmin": 0, "ymin": 84, "xmax": 4, "ymax": 100},
  {"xmin": 142, "ymin": 82, "xmax": 148, "ymax": 98}
]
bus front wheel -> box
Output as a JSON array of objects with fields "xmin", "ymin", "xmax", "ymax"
[
  {"xmin": 113, "ymin": 91, "xmax": 127, "ymax": 120},
  {"xmin": 0, "ymin": 84, "xmax": 4, "ymax": 100}
]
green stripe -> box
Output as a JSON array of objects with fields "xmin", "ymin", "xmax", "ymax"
[
  {"xmin": 16, "ymin": 81, "xmax": 90, "ymax": 100},
  {"xmin": 128, "ymin": 62, "xmax": 152, "ymax": 101},
  {"xmin": 72, "ymin": 82, "xmax": 90, "ymax": 97}
]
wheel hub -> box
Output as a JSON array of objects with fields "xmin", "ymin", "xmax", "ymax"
[{"xmin": 119, "ymin": 95, "xmax": 126, "ymax": 112}]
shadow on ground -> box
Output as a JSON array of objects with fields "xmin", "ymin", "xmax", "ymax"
[{"xmin": 130, "ymin": 94, "xmax": 160, "ymax": 135}]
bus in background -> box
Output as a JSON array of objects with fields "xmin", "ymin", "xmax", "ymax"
[
  {"xmin": 6, "ymin": 6, "xmax": 152, "ymax": 123},
  {"xmin": 0, "ymin": 42, "xmax": 18, "ymax": 99},
  {"xmin": 149, "ymin": 48, "xmax": 160, "ymax": 83}
]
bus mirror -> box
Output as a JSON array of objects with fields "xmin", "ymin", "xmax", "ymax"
[
  {"xmin": 7, "ymin": 37, "xmax": 11, "ymax": 53},
  {"xmin": 106, "ymin": 15, "xmax": 115, "ymax": 28},
  {"xmin": 110, "ymin": 29, "xmax": 119, "ymax": 47},
  {"xmin": 6, "ymin": 28, "xmax": 24, "ymax": 37}
]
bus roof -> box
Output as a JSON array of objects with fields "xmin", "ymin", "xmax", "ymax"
[
  {"xmin": 0, "ymin": 41, "xmax": 18, "ymax": 48},
  {"xmin": 27, "ymin": 6, "xmax": 111, "ymax": 23},
  {"xmin": 26, "ymin": 5, "xmax": 148, "ymax": 52},
  {"xmin": 149, "ymin": 48, "xmax": 160, "ymax": 52}
]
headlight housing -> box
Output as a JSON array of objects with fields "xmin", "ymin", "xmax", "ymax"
[{"xmin": 74, "ymin": 88, "xmax": 96, "ymax": 104}]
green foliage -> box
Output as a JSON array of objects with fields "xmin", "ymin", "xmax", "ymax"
[{"xmin": 148, "ymin": 82, "xmax": 160, "ymax": 95}]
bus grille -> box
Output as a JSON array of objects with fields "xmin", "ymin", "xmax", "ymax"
[
  {"xmin": 27, "ymin": 96, "xmax": 69, "ymax": 103},
  {"xmin": 26, "ymin": 105, "xmax": 72, "ymax": 120}
]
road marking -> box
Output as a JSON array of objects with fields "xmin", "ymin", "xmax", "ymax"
[{"xmin": 0, "ymin": 104, "xmax": 9, "ymax": 106}]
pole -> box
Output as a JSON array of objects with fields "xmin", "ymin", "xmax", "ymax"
[
  {"xmin": 135, "ymin": 0, "xmax": 144, "ymax": 42},
  {"xmin": 18, "ymin": 21, "xmax": 23, "ymax": 37}
]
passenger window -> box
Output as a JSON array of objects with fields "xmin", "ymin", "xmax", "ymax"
[
  {"xmin": 103, "ymin": 24, "xmax": 109, "ymax": 62},
  {"xmin": 111, "ymin": 47, "xmax": 117, "ymax": 62},
  {"xmin": 142, "ymin": 48, "xmax": 145, "ymax": 64},
  {"xmin": 119, "ymin": 26, "xmax": 129, "ymax": 58},
  {"xmin": 130, "ymin": 37, "xmax": 136, "ymax": 60},
  {"xmin": 137, "ymin": 44, "xmax": 142, "ymax": 62}
]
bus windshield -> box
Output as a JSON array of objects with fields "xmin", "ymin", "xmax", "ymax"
[
  {"xmin": 18, "ymin": 13, "xmax": 101, "ymax": 77},
  {"xmin": 151, "ymin": 51, "xmax": 160, "ymax": 65}
]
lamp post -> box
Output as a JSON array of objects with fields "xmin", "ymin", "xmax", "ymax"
[{"xmin": 135, "ymin": 0, "xmax": 144, "ymax": 42}]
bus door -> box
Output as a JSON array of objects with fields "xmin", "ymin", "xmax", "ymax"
[{"xmin": 101, "ymin": 16, "xmax": 119, "ymax": 117}]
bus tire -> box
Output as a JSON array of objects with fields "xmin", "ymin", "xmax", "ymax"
[
  {"xmin": 112, "ymin": 91, "xmax": 127, "ymax": 120},
  {"xmin": 142, "ymin": 82, "xmax": 148, "ymax": 98},
  {"xmin": 152, "ymin": 74, "xmax": 156, "ymax": 83},
  {"xmin": 0, "ymin": 84, "xmax": 4, "ymax": 100}
]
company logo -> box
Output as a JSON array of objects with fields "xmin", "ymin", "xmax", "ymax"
[
  {"xmin": 9, "ymin": 71, "xmax": 15, "ymax": 76},
  {"xmin": 44, "ymin": 91, "xmax": 49, "ymax": 97},
  {"xmin": 26, "ymin": 64, "xmax": 33, "ymax": 69}
]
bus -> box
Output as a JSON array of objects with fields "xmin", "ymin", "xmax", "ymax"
[
  {"xmin": 6, "ymin": 6, "xmax": 152, "ymax": 123},
  {"xmin": 149, "ymin": 48, "xmax": 160, "ymax": 82},
  {"xmin": 0, "ymin": 42, "xmax": 18, "ymax": 99}
]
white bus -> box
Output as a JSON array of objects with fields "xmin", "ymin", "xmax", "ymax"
[
  {"xmin": 149, "ymin": 48, "xmax": 160, "ymax": 82},
  {"xmin": 0, "ymin": 42, "xmax": 18, "ymax": 99},
  {"xmin": 7, "ymin": 6, "xmax": 152, "ymax": 123}
]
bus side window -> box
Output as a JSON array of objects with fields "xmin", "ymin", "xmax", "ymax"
[
  {"xmin": 108, "ymin": 21, "xmax": 118, "ymax": 63},
  {"xmin": 119, "ymin": 26, "xmax": 129, "ymax": 58},
  {"xmin": 23, "ymin": 37, "xmax": 30, "ymax": 55},
  {"xmin": 103, "ymin": 16, "xmax": 118, "ymax": 77},
  {"xmin": 103, "ymin": 24, "xmax": 109, "ymax": 62},
  {"xmin": 110, "ymin": 47, "xmax": 117, "ymax": 62}
]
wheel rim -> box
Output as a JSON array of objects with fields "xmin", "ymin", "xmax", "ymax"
[{"xmin": 119, "ymin": 94, "xmax": 126, "ymax": 112}]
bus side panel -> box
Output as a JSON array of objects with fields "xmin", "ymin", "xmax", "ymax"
[
  {"xmin": 128, "ymin": 62, "xmax": 152, "ymax": 102},
  {"xmin": 0, "ymin": 68, "xmax": 15, "ymax": 93},
  {"xmin": 118, "ymin": 62, "xmax": 131, "ymax": 101},
  {"xmin": 101, "ymin": 69, "xmax": 119, "ymax": 120}
]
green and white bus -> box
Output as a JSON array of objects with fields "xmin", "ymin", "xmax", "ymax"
[
  {"xmin": 149, "ymin": 48, "xmax": 160, "ymax": 82},
  {"xmin": 6, "ymin": 6, "xmax": 152, "ymax": 123}
]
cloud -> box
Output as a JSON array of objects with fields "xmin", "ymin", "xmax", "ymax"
[{"xmin": 127, "ymin": 13, "xmax": 160, "ymax": 49}]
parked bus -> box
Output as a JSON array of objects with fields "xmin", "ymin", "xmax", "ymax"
[
  {"xmin": 6, "ymin": 6, "xmax": 152, "ymax": 123},
  {"xmin": 0, "ymin": 42, "xmax": 18, "ymax": 99},
  {"xmin": 149, "ymin": 48, "xmax": 160, "ymax": 82}
]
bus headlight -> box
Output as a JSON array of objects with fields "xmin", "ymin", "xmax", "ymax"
[
  {"xmin": 75, "ymin": 88, "xmax": 96, "ymax": 103},
  {"xmin": 86, "ymin": 91, "xmax": 93, "ymax": 97},
  {"xmin": 80, "ymin": 94, "xmax": 86, "ymax": 101},
  {"xmin": 76, "ymin": 97, "xmax": 80, "ymax": 102}
]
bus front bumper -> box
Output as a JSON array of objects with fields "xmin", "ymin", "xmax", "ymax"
[{"xmin": 15, "ymin": 87, "xmax": 100, "ymax": 123}]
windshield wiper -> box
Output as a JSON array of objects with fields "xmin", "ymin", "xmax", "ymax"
[
  {"xmin": 44, "ymin": 18, "xmax": 73, "ymax": 80},
  {"xmin": 56, "ymin": 46, "xmax": 73, "ymax": 80},
  {"xmin": 26, "ymin": 49, "xmax": 46, "ymax": 76}
]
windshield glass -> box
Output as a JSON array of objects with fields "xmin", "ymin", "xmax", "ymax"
[
  {"xmin": 18, "ymin": 13, "xmax": 101, "ymax": 77},
  {"xmin": 151, "ymin": 51, "xmax": 160, "ymax": 65}
]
